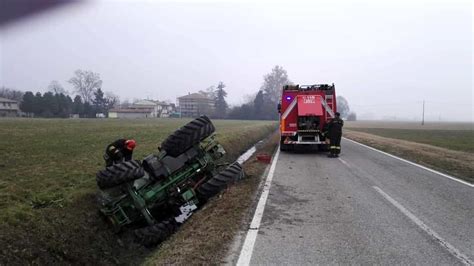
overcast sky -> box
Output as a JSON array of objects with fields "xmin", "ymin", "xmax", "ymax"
[{"xmin": 0, "ymin": 0, "xmax": 472, "ymax": 121}]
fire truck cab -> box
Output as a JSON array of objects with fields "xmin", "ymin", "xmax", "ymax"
[{"xmin": 278, "ymin": 84, "xmax": 337, "ymax": 151}]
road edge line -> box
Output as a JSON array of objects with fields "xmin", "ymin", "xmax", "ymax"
[
  {"xmin": 236, "ymin": 148, "xmax": 281, "ymax": 266},
  {"xmin": 373, "ymin": 186, "xmax": 473, "ymax": 265},
  {"xmin": 344, "ymin": 137, "xmax": 474, "ymax": 188},
  {"xmin": 338, "ymin": 157, "xmax": 351, "ymax": 168}
]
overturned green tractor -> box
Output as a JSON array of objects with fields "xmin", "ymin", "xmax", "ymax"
[{"xmin": 96, "ymin": 116, "xmax": 244, "ymax": 246}]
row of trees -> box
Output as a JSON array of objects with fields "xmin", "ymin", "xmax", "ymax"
[
  {"xmin": 227, "ymin": 65, "xmax": 356, "ymax": 121},
  {"xmin": 2, "ymin": 66, "xmax": 355, "ymax": 121},
  {"xmin": 21, "ymin": 92, "xmax": 74, "ymax": 118},
  {"xmin": 196, "ymin": 66, "xmax": 296, "ymax": 120},
  {"xmin": 227, "ymin": 65, "xmax": 289, "ymax": 120},
  {"xmin": 0, "ymin": 87, "xmax": 24, "ymax": 102},
  {"xmin": 20, "ymin": 88, "xmax": 116, "ymax": 118},
  {"xmin": 1, "ymin": 70, "xmax": 119, "ymax": 118}
]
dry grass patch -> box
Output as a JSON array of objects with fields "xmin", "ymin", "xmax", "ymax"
[{"xmin": 344, "ymin": 130, "xmax": 474, "ymax": 183}]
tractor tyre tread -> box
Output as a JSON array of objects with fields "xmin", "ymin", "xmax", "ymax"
[
  {"xmin": 196, "ymin": 162, "xmax": 243, "ymax": 200},
  {"xmin": 134, "ymin": 219, "xmax": 178, "ymax": 247},
  {"xmin": 96, "ymin": 160, "xmax": 144, "ymax": 189},
  {"xmin": 160, "ymin": 116, "xmax": 215, "ymax": 157}
]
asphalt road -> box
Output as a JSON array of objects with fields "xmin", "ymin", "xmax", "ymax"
[{"xmin": 240, "ymin": 139, "xmax": 474, "ymax": 265}]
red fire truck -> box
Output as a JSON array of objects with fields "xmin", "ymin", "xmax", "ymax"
[{"xmin": 278, "ymin": 84, "xmax": 337, "ymax": 151}]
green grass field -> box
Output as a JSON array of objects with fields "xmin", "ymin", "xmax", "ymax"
[
  {"xmin": 345, "ymin": 128, "xmax": 474, "ymax": 153},
  {"xmin": 0, "ymin": 118, "xmax": 276, "ymax": 264}
]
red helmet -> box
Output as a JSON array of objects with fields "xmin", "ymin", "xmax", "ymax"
[{"xmin": 125, "ymin": 139, "xmax": 136, "ymax": 151}]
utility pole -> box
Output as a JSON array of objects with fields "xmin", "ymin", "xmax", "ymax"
[{"xmin": 421, "ymin": 100, "xmax": 425, "ymax": 126}]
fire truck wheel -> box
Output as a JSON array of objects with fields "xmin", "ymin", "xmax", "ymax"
[
  {"xmin": 196, "ymin": 162, "xmax": 243, "ymax": 201},
  {"xmin": 134, "ymin": 219, "xmax": 178, "ymax": 247},
  {"xmin": 96, "ymin": 160, "xmax": 144, "ymax": 189},
  {"xmin": 160, "ymin": 115, "xmax": 215, "ymax": 157}
]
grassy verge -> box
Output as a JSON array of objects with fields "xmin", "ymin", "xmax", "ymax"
[
  {"xmin": 345, "ymin": 121, "xmax": 473, "ymax": 131},
  {"xmin": 344, "ymin": 129, "xmax": 474, "ymax": 183},
  {"xmin": 346, "ymin": 128, "xmax": 474, "ymax": 153},
  {"xmin": 0, "ymin": 118, "xmax": 276, "ymax": 265},
  {"xmin": 144, "ymin": 131, "xmax": 279, "ymax": 265}
]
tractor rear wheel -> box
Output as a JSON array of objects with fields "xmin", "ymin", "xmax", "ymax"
[
  {"xmin": 196, "ymin": 162, "xmax": 244, "ymax": 201},
  {"xmin": 134, "ymin": 219, "xmax": 178, "ymax": 247},
  {"xmin": 96, "ymin": 160, "xmax": 144, "ymax": 189},
  {"xmin": 160, "ymin": 116, "xmax": 215, "ymax": 157}
]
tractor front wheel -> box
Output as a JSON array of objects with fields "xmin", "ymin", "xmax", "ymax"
[
  {"xmin": 134, "ymin": 219, "xmax": 178, "ymax": 247},
  {"xmin": 196, "ymin": 162, "xmax": 244, "ymax": 201}
]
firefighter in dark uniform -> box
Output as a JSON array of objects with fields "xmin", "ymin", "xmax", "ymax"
[
  {"xmin": 103, "ymin": 139, "xmax": 136, "ymax": 167},
  {"xmin": 327, "ymin": 112, "xmax": 344, "ymax": 158}
]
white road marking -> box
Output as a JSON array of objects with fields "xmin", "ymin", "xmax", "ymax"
[
  {"xmin": 338, "ymin": 157, "xmax": 351, "ymax": 168},
  {"xmin": 236, "ymin": 148, "xmax": 281, "ymax": 266},
  {"xmin": 344, "ymin": 138, "xmax": 474, "ymax": 188},
  {"xmin": 373, "ymin": 186, "xmax": 473, "ymax": 265}
]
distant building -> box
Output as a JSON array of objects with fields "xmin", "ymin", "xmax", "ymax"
[
  {"xmin": 178, "ymin": 93, "xmax": 215, "ymax": 118},
  {"xmin": 157, "ymin": 102, "xmax": 176, "ymax": 118},
  {"xmin": 0, "ymin": 97, "xmax": 19, "ymax": 117},
  {"xmin": 133, "ymin": 100, "xmax": 175, "ymax": 118},
  {"xmin": 108, "ymin": 99, "xmax": 176, "ymax": 118},
  {"xmin": 108, "ymin": 108, "xmax": 154, "ymax": 118}
]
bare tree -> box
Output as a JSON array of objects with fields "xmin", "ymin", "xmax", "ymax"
[
  {"xmin": 261, "ymin": 65, "xmax": 292, "ymax": 103},
  {"xmin": 120, "ymin": 99, "xmax": 131, "ymax": 108},
  {"xmin": 0, "ymin": 87, "xmax": 23, "ymax": 101},
  {"xmin": 105, "ymin": 92, "xmax": 120, "ymax": 109},
  {"xmin": 336, "ymin": 96, "xmax": 350, "ymax": 118},
  {"xmin": 68, "ymin": 70, "xmax": 102, "ymax": 103},
  {"xmin": 198, "ymin": 86, "xmax": 216, "ymax": 99},
  {"xmin": 48, "ymin": 80, "xmax": 68, "ymax": 95}
]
